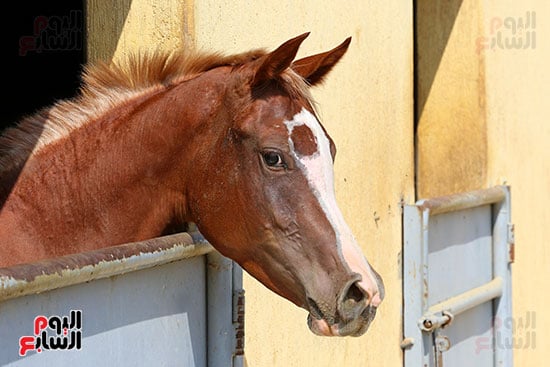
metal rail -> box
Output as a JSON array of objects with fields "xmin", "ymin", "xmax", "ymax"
[
  {"xmin": 0, "ymin": 231, "xmax": 213, "ymax": 302},
  {"xmin": 419, "ymin": 277, "xmax": 504, "ymax": 332},
  {"xmin": 416, "ymin": 186, "xmax": 507, "ymax": 216}
]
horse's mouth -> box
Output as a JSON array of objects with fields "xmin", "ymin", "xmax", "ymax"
[{"xmin": 306, "ymin": 305, "xmax": 377, "ymax": 337}]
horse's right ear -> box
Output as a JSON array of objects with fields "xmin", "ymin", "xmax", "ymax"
[
  {"xmin": 252, "ymin": 32, "xmax": 310, "ymax": 88},
  {"xmin": 291, "ymin": 37, "xmax": 351, "ymax": 86}
]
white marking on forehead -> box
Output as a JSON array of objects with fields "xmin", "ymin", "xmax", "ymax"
[
  {"xmin": 284, "ymin": 108, "xmax": 381, "ymax": 306},
  {"xmin": 285, "ymin": 109, "xmax": 332, "ymax": 196}
]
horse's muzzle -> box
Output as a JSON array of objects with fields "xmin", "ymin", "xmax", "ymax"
[
  {"xmin": 307, "ymin": 305, "xmax": 378, "ymax": 337},
  {"xmin": 305, "ymin": 275, "xmax": 384, "ymax": 337}
]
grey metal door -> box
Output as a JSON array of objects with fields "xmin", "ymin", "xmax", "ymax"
[
  {"xmin": 403, "ymin": 186, "xmax": 513, "ymax": 367},
  {"xmin": 0, "ymin": 231, "xmax": 244, "ymax": 367}
]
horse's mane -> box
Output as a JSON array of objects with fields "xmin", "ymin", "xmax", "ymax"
[{"xmin": 0, "ymin": 48, "xmax": 268, "ymax": 174}]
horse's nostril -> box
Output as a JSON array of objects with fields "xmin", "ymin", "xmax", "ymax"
[
  {"xmin": 344, "ymin": 282, "xmax": 366, "ymax": 304},
  {"xmin": 338, "ymin": 281, "xmax": 368, "ymax": 323}
]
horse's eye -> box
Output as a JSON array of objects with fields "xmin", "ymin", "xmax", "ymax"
[{"xmin": 262, "ymin": 151, "xmax": 286, "ymax": 169}]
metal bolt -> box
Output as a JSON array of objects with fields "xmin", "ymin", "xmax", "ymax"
[
  {"xmin": 400, "ymin": 337, "xmax": 415, "ymax": 350},
  {"xmin": 423, "ymin": 319, "xmax": 433, "ymax": 329},
  {"xmin": 435, "ymin": 335, "xmax": 451, "ymax": 352}
]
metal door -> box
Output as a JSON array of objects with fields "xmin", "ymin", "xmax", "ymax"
[
  {"xmin": 403, "ymin": 186, "xmax": 513, "ymax": 367},
  {"xmin": 0, "ymin": 230, "xmax": 244, "ymax": 367}
]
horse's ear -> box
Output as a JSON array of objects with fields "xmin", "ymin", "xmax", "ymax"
[
  {"xmin": 252, "ymin": 32, "xmax": 310, "ymax": 88},
  {"xmin": 291, "ymin": 37, "xmax": 351, "ymax": 86}
]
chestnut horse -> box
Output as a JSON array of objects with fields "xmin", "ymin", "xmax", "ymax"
[{"xmin": 0, "ymin": 33, "xmax": 384, "ymax": 336}]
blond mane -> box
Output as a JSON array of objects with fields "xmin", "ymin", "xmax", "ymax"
[{"xmin": 0, "ymin": 48, "xmax": 267, "ymax": 174}]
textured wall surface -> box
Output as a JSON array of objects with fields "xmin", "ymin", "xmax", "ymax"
[
  {"xmin": 86, "ymin": 0, "xmax": 548, "ymax": 365},
  {"xmin": 86, "ymin": 0, "xmax": 549, "ymax": 365},
  {"xmin": 483, "ymin": 2, "xmax": 550, "ymax": 365},
  {"xmin": 87, "ymin": 0, "xmax": 550, "ymax": 366},
  {"xmin": 416, "ymin": 0, "xmax": 487, "ymax": 199}
]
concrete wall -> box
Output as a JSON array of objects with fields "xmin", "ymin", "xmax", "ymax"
[
  {"xmin": 87, "ymin": 0, "xmax": 192, "ymax": 62},
  {"xmin": 415, "ymin": 0, "xmax": 487, "ymax": 199},
  {"xmin": 416, "ymin": 0, "xmax": 550, "ymax": 365},
  {"xmin": 87, "ymin": 0, "xmax": 549, "ymax": 365},
  {"xmin": 483, "ymin": 2, "xmax": 550, "ymax": 365},
  {"xmin": 87, "ymin": 1, "xmax": 414, "ymax": 366},
  {"xmin": 85, "ymin": 0, "xmax": 550, "ymax": 365}
]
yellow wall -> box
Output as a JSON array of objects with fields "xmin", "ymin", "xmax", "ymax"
[
  {"xmin": 88, "ymin": 1, "xmax": 414, "ymax": 366},
  {"xmin": 416, "ymin": 0, "xmax": 487, "ymax": 199},
  {"xmin": 484, "ymin": 2, "xmax": 550, "ymax": 365},
  {"xmin": 87, "ymin": 0, "xmax": 549, "ymax": 365},
  {"xmin": 416, "ymin": 0, "xmax": 550, "ymax": 365},
  {"xmin": 87, "ymin": 0, "xmax": 193, "ymax": 62}
]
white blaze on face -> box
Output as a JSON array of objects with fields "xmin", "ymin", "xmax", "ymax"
[{"xmin": 285, "ymin": 108, "xmax": 381, "ymax": 307}]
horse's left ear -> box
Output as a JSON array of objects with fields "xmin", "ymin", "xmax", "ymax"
[
  {"xmin": 252, "ymin": 32, "xmax": 310, "ymax": 88},
  {"xmin": 292, "ymin": 37, "xmax": 352, "ymax": 86}
]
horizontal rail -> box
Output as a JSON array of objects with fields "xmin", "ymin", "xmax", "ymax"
[
  {"xmin": 416, "ymin": 186, "xmax": 507, "ymax": 216},
  {"xmin": 0, "ymin": 232, "xmax": 213, "ymax": 302},
  {"xmin": 419, "ymin": 277, "xmax": 503, "ymax": 332}
]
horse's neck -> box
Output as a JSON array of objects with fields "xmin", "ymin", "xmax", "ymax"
[{"xmin": 1, "ymin": 72, "xmax": 228, "ymax": 261}]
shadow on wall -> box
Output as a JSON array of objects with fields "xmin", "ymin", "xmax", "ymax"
[{"xmin": 414, "ymin": 0, "xmax": 463, "ymax": 131}]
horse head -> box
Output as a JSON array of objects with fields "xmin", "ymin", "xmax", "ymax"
[{"xmin": 186, "ymin": 33, "xmax": 384, "ymax": 336}]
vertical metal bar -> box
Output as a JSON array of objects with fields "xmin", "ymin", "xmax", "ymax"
[
  {"xmin": 403, "ymin": 205, "xmax": 425, "ymax": 366},
  {"xmin": 421, "ymin": 208, "xmax": 432, "ymax": 367},
  {"xmin": 492, "ymin": 186, "xmax": 513, "ymax": 366},
  {"xmin": 421, "ymin": 209, "xmax": 431, "ymax": 312},
  {"xmin": 207, "ymin": 251, "xmax": 234, "ymax": 367}
]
